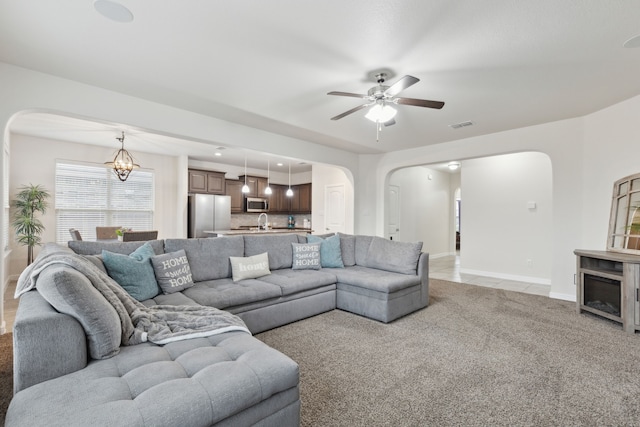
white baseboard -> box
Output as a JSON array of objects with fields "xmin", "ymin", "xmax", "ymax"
[
  {"xmin": 459, "ymin": 268, "xmax": 551, "ymax": 286},
  {"xmin": 429, "ymin": 252, "xmax": 457, "ymax": 259},
  {"xmin": 549, "ymin": 292, "xmax": 576, "ymax": 302}
]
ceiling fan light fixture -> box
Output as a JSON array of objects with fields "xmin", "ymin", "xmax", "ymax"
[{"xmin": 365, "ymin": 104, "xmax": 397, "ymax": 123}]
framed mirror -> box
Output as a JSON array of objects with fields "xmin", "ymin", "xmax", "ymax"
[{"xmin": 607, "ymin": 173, "xmax": 640, "ymax": 253}]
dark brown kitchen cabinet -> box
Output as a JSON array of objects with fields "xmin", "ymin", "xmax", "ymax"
[
  {"xmin": 238, "ymin": 176, "xmax": 269, "ymax": 198},
  {"xmin": 188, "ymin": 169, "xmax": 226, "ymax": 194},
  {"xmin": 268, "ymin": 184, "xmax": 289, "ymax": 213},
  {"xmin": 267, "ymin": 183, "xmax": 311, "ymax": 214},
  {"xmin": 290, "ymin": 183, "xmax": 312, "ymax": 214},
  {"xmin": 225, "ymin": 179, "xmax": 244, "ymax": 213}
]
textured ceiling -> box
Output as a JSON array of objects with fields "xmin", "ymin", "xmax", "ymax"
[{"xmin": 3, "ymin": 0, "xmax": 640, "ymax": 168}]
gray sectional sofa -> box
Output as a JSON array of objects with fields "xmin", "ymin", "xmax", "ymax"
[{"xmin": 6, "ymin": 233, "xmax": 428, "ymax": 427}]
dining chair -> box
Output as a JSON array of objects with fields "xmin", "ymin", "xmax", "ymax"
[
  {"xmin": 96, "ymin": 226, "xmax": 122, "ymax": 240},
  {"xmin": 122, "ymin": 230, "xmax": 158, "ymax": 242},
  {"xmin": 69, "ymin": 228, "xmax": 82, "ymax": 241}
]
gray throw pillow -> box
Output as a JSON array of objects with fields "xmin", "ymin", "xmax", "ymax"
[
  {"xmin": 102, "ymin": 242, "xmax": 160, "ymax": 301},
  {"xmin": 229, "ymin": 252, "xmax": 271, "ymax": 282},
  {"xmin": 151, "ymin": 250, "xmax": 195, "ymax": 294},
  {"xmin": 337, "ymin": 232, "xmax": 356, "ymax": 266},
  {"xmin": 291, "ymin": 242, "xmax": 322, "ymax": 270},
  {"xmin": 366, "ymin": 237, "xmax": 423, "ymax": 275},
  {"xmin": 37, "ymin": 265, "xmax": 121, "ymax": 360}
]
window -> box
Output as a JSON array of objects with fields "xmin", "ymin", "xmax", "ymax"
[{"xmin": 56, "ymin": 161, "xmax": 154, "ymax": 243}]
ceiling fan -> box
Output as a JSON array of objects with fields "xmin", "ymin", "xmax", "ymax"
[{"xmin": 327, "ymin": 72, "xmax": 445, "ymax": 129}]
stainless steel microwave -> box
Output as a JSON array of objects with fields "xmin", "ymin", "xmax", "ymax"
[{"xmin": 246, "ymin": 197, "xmax": 269, "ymax": 213}]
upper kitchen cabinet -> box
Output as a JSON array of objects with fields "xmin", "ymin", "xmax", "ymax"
[
  {"xmin": 267, "ymin": 183, "xmax": 312, "ymax": 214},
  {"xmin": 225, "ymin": 179, "xmax": 245, "ymax": 213},
  {"xmin": 188, "ymin": 169, "xmax": 226, "ymax": 194},
  {"xmin": 290, "ymin": 183, "xmax": 312, "ymax": 214},
  {"xmin": 269, "ymin": 184, "xmax": 289, "ymax": 213},
  {"xmin": 238, "ymin": 175, "xmax": 269, "ymax": 198}
]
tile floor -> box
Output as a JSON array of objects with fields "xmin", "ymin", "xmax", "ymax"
[
  {"xmin": 1, "ymin": 254, "xmax": 549, "ymax": 333},
  {"xmin": 430, "ymin": 254, "xmax": 550, "ymax": 297}
]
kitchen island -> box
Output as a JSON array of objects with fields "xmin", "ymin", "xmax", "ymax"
[{"xmin": 204, "ymin": 228, "xmax": 313, "ymax": 237}]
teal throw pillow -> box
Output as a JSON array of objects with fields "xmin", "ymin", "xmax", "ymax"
[
  {"xmin": 102, "ymin": 242, "xmax": 160, "ymax": 301},
  {"xmin": 307, "ymin": 234, "xmax": 344, "ymax": 268}
]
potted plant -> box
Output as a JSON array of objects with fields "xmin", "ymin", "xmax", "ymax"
[
  {"xmin": 11, "ymin": 184, "xmax": 50, "ymax": 265},
  {"xmin": 115, "ymin": 227, "xmax": 130, "ymax": 241}
]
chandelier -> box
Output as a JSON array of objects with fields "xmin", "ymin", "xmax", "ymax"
[{"xmin": 105, "ymin": 131, "xmax": 139, "ymax": 182}]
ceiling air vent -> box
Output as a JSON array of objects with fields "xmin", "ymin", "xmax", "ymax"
[{"xmin": 449, "ymin": 120, "xmax": 474, "ymax": 130}]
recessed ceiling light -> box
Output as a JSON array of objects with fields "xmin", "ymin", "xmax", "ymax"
[
  {"xmin": 448, "ymin": 161, "xmax": 461, "ymax": 171},
  {"xmin": 94, "ymin": 0, "xmax": 134, "ymax": 23},
  {"xmin": 214, "ymin": 152, "xmax": 222, "ymax": 157},
  {"xmin": 623, "ymin": 34, "xmax": 640, "ymax": 48},
  {"xmin": 277, "ymin": 163, "xmax": 284, "ymax": 167}
]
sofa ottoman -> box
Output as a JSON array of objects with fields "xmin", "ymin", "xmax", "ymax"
[{"xmin": 7, "ymin": 320, "xmax": 300, "ymax": 427}]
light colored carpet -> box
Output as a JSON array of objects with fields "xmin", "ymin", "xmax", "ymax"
[{"xmin": 256, "ymin": 279, "xmax": 640, "ymax": 426}]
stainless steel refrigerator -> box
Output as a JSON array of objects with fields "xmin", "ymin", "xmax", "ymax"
[{"xmin": 188, "ymin": 194, "xmax": 231, "ymax": 238}]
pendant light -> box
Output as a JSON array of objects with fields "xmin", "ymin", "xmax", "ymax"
[
  {"xmin": 105, "ymin": 131, "xmax": 139, "ymax": 182},
  {"xmin": 264, "ymin": 160, "xmax": 272, "ymax": 195},
  {"xmin": 286, "ymin": 163, "xmax": 294, "ymax": 197},
  {"xmin": 241, "ymin": 157, "xmax": 250, "ymax": 193}
]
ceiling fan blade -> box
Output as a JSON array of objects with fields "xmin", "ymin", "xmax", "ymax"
[
  {"xmin": 327, "ymin": 91, "xmax": 368, "ymax": 99},
  {"xmin": 384, "ymin": 75, "xmax": 419, "ymax": 97},
  {"xmin": 330, "ymin": 104, "xmax": 369, "ymax": 121},
  {"xmin": 395, "ymin": 97, "xmax": 445, "ymax": 109},
  {"xmin": 384, "ymin": 119, "xmax": 396, "ymax": 127}
]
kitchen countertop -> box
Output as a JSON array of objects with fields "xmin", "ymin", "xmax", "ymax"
[{"xmin": 204, "ymin": 228, "xmax": 313, "ymax": 236}]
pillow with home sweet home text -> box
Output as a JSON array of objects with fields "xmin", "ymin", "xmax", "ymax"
[
  {"xmin": 291, "ymin": 242, "xmax": 321, "ymax": 270},
  {"xmin": 150, "ymin": 249, "xmax": 195, "ymax": 294}
]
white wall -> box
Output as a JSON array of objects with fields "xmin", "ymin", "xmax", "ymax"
[
  {"xmin": 311, "ymin": 164, "xmax": 354, "ymax": 235},
  {"xmin": 388, "ymin": 166, "xmax": 452, "ymax": 255},
  {"xmin": 9, "ymin": 133, "xmax": 183, "ymax": 276},
  {"xmin": 582, "ymin": 95, "xmax": 640, "ymax": 250},
  {"xmin": 460, "ymin": 152, "xmax": 552, "ymax": 283},
  {"xmin": 361, "ymin": 118, "xmax": 583, "ymax": 301}
]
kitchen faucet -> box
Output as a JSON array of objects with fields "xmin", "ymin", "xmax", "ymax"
[{"xmin": 257, "ymin": 213, "xmax": 269, "ymax": 230}]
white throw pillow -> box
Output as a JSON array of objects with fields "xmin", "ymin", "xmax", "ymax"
[{"xmin": 229, "ymin": 252, "xmax": 271, "ymax": 282}]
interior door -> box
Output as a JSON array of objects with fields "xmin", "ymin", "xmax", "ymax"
[
  {"xmin": 387, "ymin": 185, "xmax": 400, "ymax": 240},
  {"xmin": 324, "ymin": 184, "xmax": 345, "ymax": 234}
]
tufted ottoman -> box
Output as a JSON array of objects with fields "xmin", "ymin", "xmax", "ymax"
[{"xmin": 5, "ymin": 331, "xmax": 300, "ymax": 427}]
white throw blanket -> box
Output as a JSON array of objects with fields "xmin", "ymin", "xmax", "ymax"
[{"xmin": 16, "ymin": 251, "xmax": 250, "ymax": 345}]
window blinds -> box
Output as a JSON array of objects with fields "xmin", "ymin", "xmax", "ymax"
[{"xmin": 55, "ymin": 161, "xmax": 154, "ymax": 243}]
